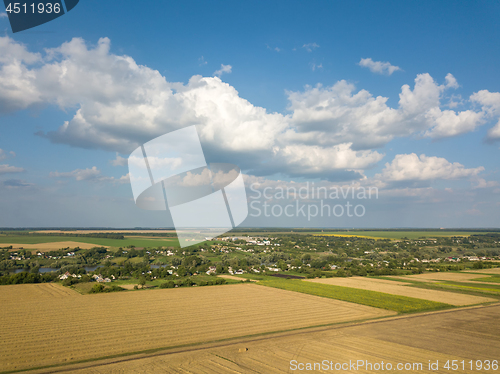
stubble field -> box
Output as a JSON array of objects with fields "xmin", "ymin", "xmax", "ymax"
[
  {"xmin": 0, "ymin": 235, "xmax": 179, "ymax": 249},
  {"xmin": 0, "ymin": 283, "xmax": 394, "ymax": 373},
  {"xmin": 464, "ymin": 268, "xmax": 500, "ymax": 274},
  {"xmin": 388, "ymin": 272, "xmax": 490, "ymax": 282},
  {"xmin": 44, "ymin": 304, "xmax": 500, "ymax": 374}
]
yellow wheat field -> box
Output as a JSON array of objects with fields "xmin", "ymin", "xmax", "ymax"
[
  {"xmin": 0, "ymin": 283, "xmax": 394, "ymax": 372},
  {"xmin": 305, "ymin": 277, "xmax": 496, "ymax": 306},
  {"xmin": 312, "ymin": 233, "xmax": 389, "ymax": 240}
]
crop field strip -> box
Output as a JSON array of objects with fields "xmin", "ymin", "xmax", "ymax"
[
  {"xmin": 0, "ymin": 235, "xmax": 179, "ymax": 249},
  {"xmin": 48, "ymin": 304, "xmax": 500, "ymax": 374},
  {"xmin": 385, "ymin": 278, "xmax": 500, "ymax": 300},
  {"xmin": 464, "ymin": 268, "xmax": 500, "ymax": 274},
  {"xmin": 0, "ymin": 283, "xmax": 394, "ymax": 372},
  {"xmin": 0, "ymin": 241, "xmax": 107, "ymax": 251},
  {"xmin": 221, "ymin": 229, "xmax": 497, "ymax": 239},
  {"xmin": 471, "ymin": 276, "xmax": 500, "ymax": 283},
  {"xmin": 434, "ymin": 281, "xmax": 500, "ymax": 293},
  {"xmin": 258, "ymin": 278, "xmax": 454, "ymax": 312},
  {"xmin": 379, "ymin": 272, "xmax": 500, "ymax": 298},
  {"xmin": 304, "ymin": 276, "xmax": 496, "ymax": 306},
  {"xmin": 387, "ymin": 272, "xmax": 494, "ymax": 282},
  {"xmin": 32, "ymin": 230, "xmax": 177, "ymax": 234},
  {"xmin": 310, "ymin": 230, "xmax": 494, "ymax": 239}
]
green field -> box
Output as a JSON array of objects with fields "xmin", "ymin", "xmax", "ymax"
[
  {"xmin": 0, "ymin": 235, "xmax": 179, "ymax": 248},
  {"xmin": 258, "ymin": 279, "xmax": 453, "ymax": 313},
  {"xmin": 378, "ymin": 276, "xmax": 500, "ymax": 299},
  {"xmin": 471, "ymin": 276, "xmax": 500, "ymax": 283},
  {"xmin": 436, "ymin": 282, "xmax": 500, "ymax": 293}
]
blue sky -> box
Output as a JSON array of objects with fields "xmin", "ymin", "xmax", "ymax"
[{"xmin": 0, "ymin": 1, "xmax": 499, "ymax": 228}]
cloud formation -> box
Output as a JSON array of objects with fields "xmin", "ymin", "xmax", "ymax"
[
  {"xmin": 303, "ymin": 43, "xmax": 319, "ymax": 52},
  {"xmin": 0, "ymin": 149, "xmax": 15, "ymax": 161},
  {"xmin": 0, "ymin": 164, "xmax": 24, "ymax": 174},
  {"xmin": 310, "ymin": 62, "xmax": 322, "ymax": 71},
  {"xmin": 266, "ymin": 45, "xmax": 281, "ymax": 52},
  {"xmin": 50, "ymin": 166, "xmax": 129, "ymax": 183},
  {"xmin": 377, "ymin": 153, "xmax": 483, "ymax": 182},
  {"xmin": 2, "ymin": 179, "xmax": 33, "ymax": 188},
  {"xmin": 213, "ymin": 64, "xmax": 232, "ymax": 77},
  {"xmin": 110, "ymin": 153, "xmax": 127, "ymax": 167},
  {"xmin": 0, "ymin": 36, "xmax": 498, "ymax": 181},
  {"xmin": 358, "ymin": 58, "xmax": 401, "ymax": 75},
  {"xmin": 470, "ymin": 90, "xmax": 500, "ymax": 141}
]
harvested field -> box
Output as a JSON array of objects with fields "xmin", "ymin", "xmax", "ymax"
[
  {"xmin": 118, "ymin": 284, "xmax": 139, "ymax": 290},
  {"xmin": 0, "ymin": 283, "xmax": 394, "ymax": 372},
  {"xmin": 217, "ymin": 274, "xmax": 256, "ymax": 282},
  {"xmin": 0, "ymin": 235, "xmax": 178, "ymax": 249},
  {"xmin": 306, "ymin": 276, "xmax": 496, "ymax": 306},
  {"xmin": 32, "ymin": 230, "xmax": 176, "ymax": 234},
  {"xmin": 51, "ymin": 304, "xmax": 500, "ymax": 374},
  {"xmin": 0, "ymin": 241, "xmax": 107, "ymax": 250},
  {"xmin": 464, "ymin": 268, "xmax": 500, "ymax": 274},
  {"xmin": 388, "ymin": 272, "xmax": 489, "ymax": 282}
]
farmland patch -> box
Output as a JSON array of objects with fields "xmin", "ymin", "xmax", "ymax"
[
  {"xmin": 0, "ymin": 283, "xmax": 393, "ymax": 372},
  {"xmin": 306, "ymin": 277, "xmax": 495, "ymax": 306}
]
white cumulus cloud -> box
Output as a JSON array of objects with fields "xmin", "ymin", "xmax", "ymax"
[
  {"xmin": 358, "ymin": 58, "xmax": 401, "ymax": 75},
  {"xmin": 470, "ymin": 90, "xmax": 500, "ymax": 141},
  {"xmin": 0, "ymin": 36, "xmax": 497, "ymax": 180},
  {"xmin": 378, "ymin": 153, "xmax": 483, "ymax": 182},
  {"xmin": 213, "ymin": 64, "xmax": 232, "ymax": 77},
  {"xmin": 110, "ymin": 153, "xmax": 127, "ymax": 166}
]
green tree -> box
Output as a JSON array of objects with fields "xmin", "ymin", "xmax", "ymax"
[
  {"xmin": 177, "ymin": 266, "xmax": 187, "ymax": 277},
  {"xmin": 277, "ymin": 260, "xmax": 287, "ymax": 271},
  {"xmin": 90, "ymin": 284, "xmax": 105, "ymax": 293}
]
